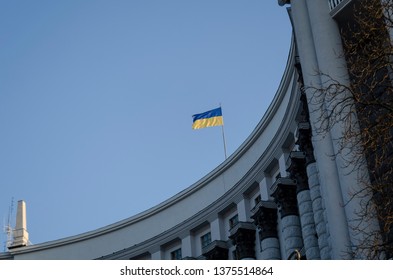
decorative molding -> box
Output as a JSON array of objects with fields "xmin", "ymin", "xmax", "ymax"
[
  {"xmin": 229, "ymin": 222, "xmax": 256, "ymax": 260},
  {"xmin": 270, "ymin": 178, "xmax": 298, "ymax": 218},
  {"xmin": 288, "ymin": 151, "xmax": 310, "ymax": 193},
  {"xmin": 202, "ymin": 240, "xmax": 229, "ymax": 260},
  {"xmin": 251, "ymin": 206, "xmax": 278, "ymax": 240},
  {"xmin": 296, "ymin": 122, "xmax": 316, "ymax": 165}
]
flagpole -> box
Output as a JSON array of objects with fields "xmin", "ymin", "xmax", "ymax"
[
  {"xmin": 221, "ymin": 124, "xmax": 228, "ymax": 159},
  {"xmin": 220, "ymin": 104, "xmax": 228, "ymax": 160}
]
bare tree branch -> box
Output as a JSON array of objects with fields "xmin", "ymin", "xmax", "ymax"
[{"xmin": 307, "ymin": 0, "xmax": 393, "ymax": 259}]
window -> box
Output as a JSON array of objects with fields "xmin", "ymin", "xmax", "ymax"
[
  {"xmin": 254, "ymin": 194, "xmax": 261, "ymax": 206},
  {"xmin": 229, "ymin": 214, "xmax": 239, "ymax": 229},
  {"xmin": 170, "ymin": 248, "xmax": 182, "ymax": 260},
  {"xmin": 200, "ymin": 232, "xmax": 211, "ymax": 248}
]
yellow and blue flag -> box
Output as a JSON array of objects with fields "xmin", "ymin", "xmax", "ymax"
[{"xmin": 192, "ymin": 107, "xmax": 223, "ymax": 129}]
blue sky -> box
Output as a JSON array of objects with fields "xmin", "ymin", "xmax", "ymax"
[{"xmin": 0, "ymin": 0, "xmax": 291, "ymax": 249}]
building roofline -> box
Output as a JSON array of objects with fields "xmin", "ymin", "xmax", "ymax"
[{"xmin": 8, "ymin": 36, "xmax": 298, "ymax": 259}]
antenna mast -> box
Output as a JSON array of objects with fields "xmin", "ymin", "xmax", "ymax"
[{"xmin": 3, "ymin": 197, "xmax": 14, "ymax": 251}]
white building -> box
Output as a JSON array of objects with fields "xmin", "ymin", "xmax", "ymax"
[{"xmin": 1, "ymin": 0, "xmax": 390, "ymax": 260}]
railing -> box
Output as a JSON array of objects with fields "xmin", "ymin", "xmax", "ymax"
[{"xmin": 328, "ymin": 0, "xmax": 344, "ymax": 11}]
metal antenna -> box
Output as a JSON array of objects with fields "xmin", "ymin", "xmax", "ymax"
[{"xmin": 3, "ymin": 197, "xmax": 14, "ymax": 251}]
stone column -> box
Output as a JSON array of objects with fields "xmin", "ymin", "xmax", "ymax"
[
  {"xmin": 200, "ymin": 218, "xmax": 229, "ymax": 260},
  {"xmin": 288, "ymin": 151, "xmax": 320, "ymax": 259},
  {"xmin": 260, "ymin": 177, "xmax": 270, "ymax": 201},
  {"xmin": 181, "ymin": 235, "xmax": 193, "ymax": 259},
  {"xmin": 278, "ymin": 152, "xmax": 290, "ymax": 178},
  {"xmin": 237, "ymin": 199, "xmax": 250, "ymax": 222},
  {"xmin": 251, "ymin": 202, "xmax": 281, "ymax": 260},
  {"xmin": 297, "ymin": 114, "xmax": 331, "ymax": 259},
  {"xmin": 151, "ymin": 249, "xmax": 163, "ymax": 260},
  {"xmin": 270, "ymin": 178, "xmax": 303, "ymax": 259},
  {"xmin": 307, "ymin": 161, "xmax": 331, "ymax": 259},
  {"xmin": 306, "ymin": 0, "xmax": 381, "ymax": 256},
  {"xmin": 229, "ymin": 222, "xmax": 256, "ymax": 260},
  {"xmin": 210, "ymin": 217, "xmax": 223, "ymax": 241},
  {"xmin": 290, "ymin": 0, "xmax": 351, "ymax": 259},
  {"xmin": 296, "ymin": 58, "xmax": 331, "ymax": 259}
]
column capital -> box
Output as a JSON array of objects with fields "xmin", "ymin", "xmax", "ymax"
[
  {"xmin": 251, "ymin": 204, "xmax": 278, "ymax": 240},
  {"xmin": 202, "ymin": 240, "xmax": 229, "ymax": 260},
  {"xmin": 296, "ymin": 121, "xmax": 316, "ymax": 165},
  {"xmin": 228, "ymin": 222, "xmax": 256, "ymax": 260},
  {"xmin": 270, "ymin": 178, "xmax": 299, "ymax": 218},
  {"xmin": 288, "ymin": 151, "xmax": 310, "ymax": 193}
]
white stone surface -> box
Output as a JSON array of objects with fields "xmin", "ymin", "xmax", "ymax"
[
  {"xmin": 10, "ymin": 201, "xmax": 29, "ymax": 248},
  {"xmin": 291, "ymin": 0, "xmax": 351, "ymax": 259},
  {"xmin": 297, "ymin": 190, "xmax": 320, "ymax": 259},
  {"xmin": 261, "ymin": 238, "xmax": 281, "ymax": 260}
]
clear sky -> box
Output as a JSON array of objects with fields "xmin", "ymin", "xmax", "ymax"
[{"xmin": 0, "ymin": 0, "xmax": 291, "ymax": 250}]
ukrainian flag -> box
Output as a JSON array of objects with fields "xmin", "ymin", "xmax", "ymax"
[{"xmin": 192, "ymin": 107, "xmax": 223, "ymax": 129}]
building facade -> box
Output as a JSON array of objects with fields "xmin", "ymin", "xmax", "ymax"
[{"xmin": 1, "ymin": 0, "xmax": 390, "ymax": 260}]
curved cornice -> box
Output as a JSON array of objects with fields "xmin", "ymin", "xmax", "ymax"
[
  {"xmin": 6, "ymin": 37, "xmax": 299, "ymax": 259},
  {"xmin": 99, "ymin": 38, "xmax": 300, "ymax": 259}
]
